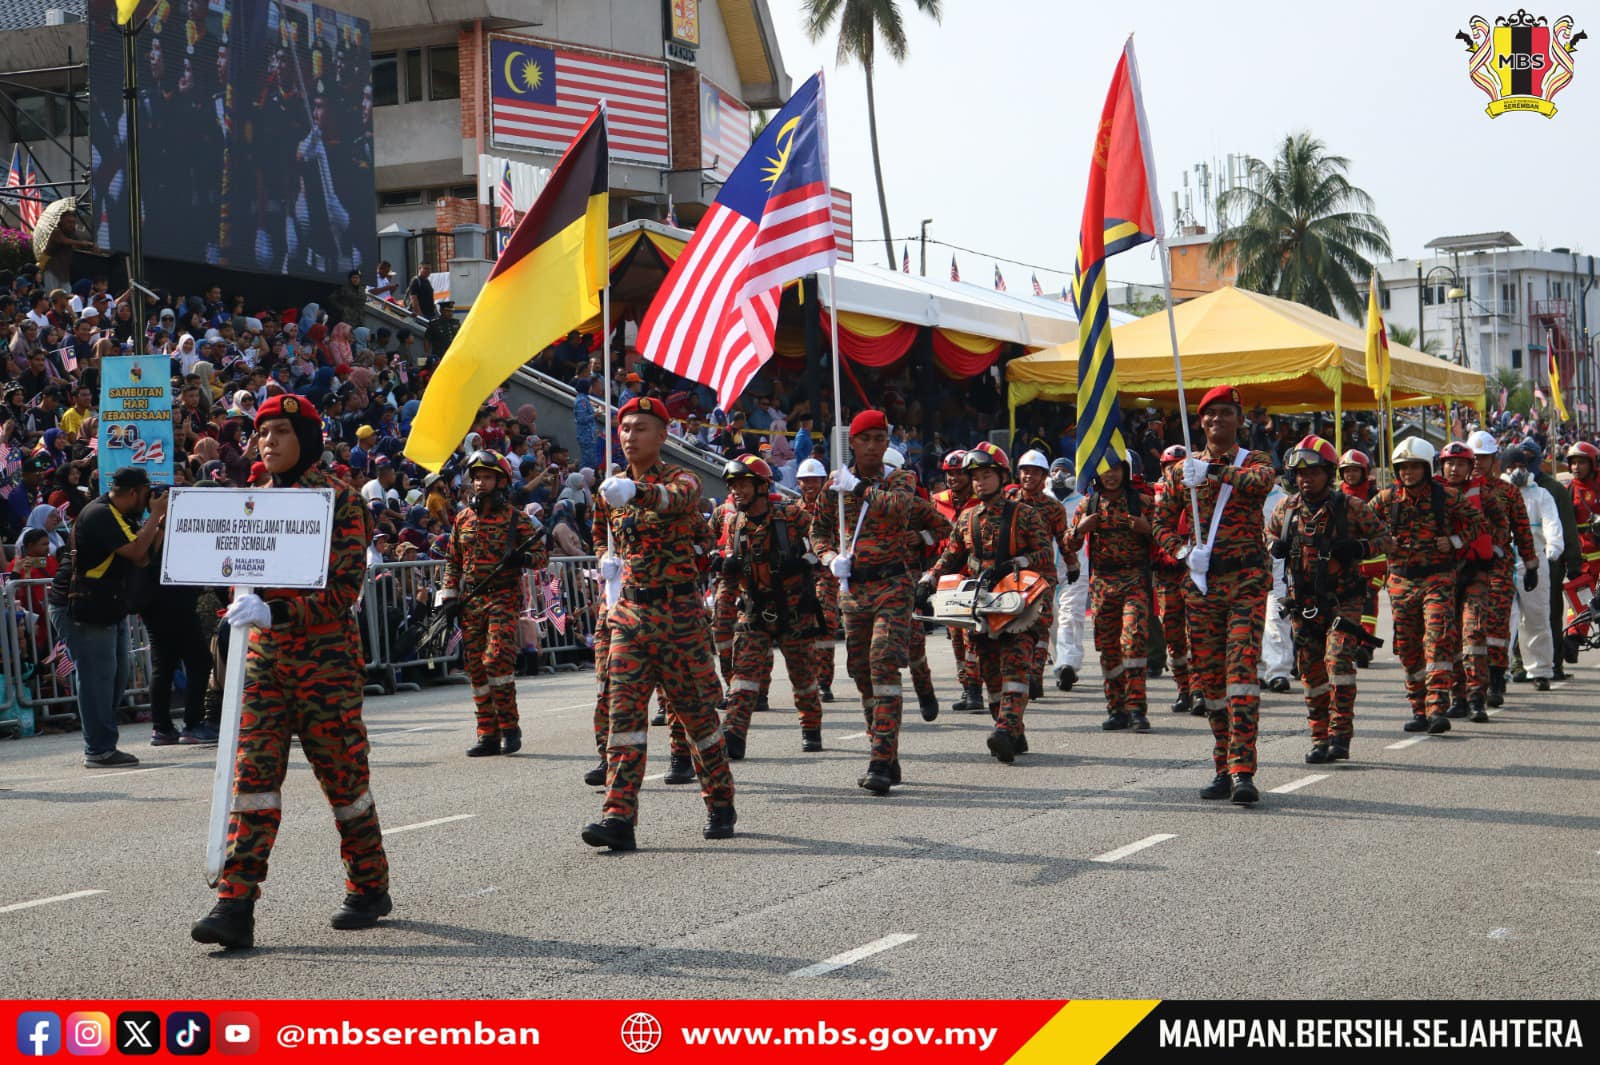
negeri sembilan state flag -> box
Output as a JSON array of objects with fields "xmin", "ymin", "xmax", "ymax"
[
  {"xmin": 638, "ymin": 73, "xmax": 835, "ymax": 410},
  {"xmin": 1073, "ymin": 42, "xmax": 1158, "ymax": 480},
  {"xmin": 407, "ymin": 108, "xmax": 608, "ymax": 472}
]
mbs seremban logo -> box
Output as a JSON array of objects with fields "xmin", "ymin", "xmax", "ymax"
[{"xmin": 1458, "ymin": 9, "xmax": 1585, "ymax": 117}]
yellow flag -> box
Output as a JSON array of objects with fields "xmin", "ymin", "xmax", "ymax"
[
  {"xmin": 117, "ymin": 0, "xmax": 141, "ymax": 25},
  {"xmin": 1549, "ymin": 339, "xmax": 1570, "ymax": 423},
  {"xmin": 1364, "ymin": 271, "xmax": 1389, "ymax": 400}
]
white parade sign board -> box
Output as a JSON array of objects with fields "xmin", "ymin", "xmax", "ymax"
[{"xmin": 160, "ymin": 487, "xmax": 335, "ymax": 589}]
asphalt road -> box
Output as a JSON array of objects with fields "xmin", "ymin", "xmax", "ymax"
[{"xmin": 3, "ymin": 615, "xmax": 1598, "ymax": 1000}]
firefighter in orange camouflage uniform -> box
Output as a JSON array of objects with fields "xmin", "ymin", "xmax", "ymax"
[
  {"xmin": 1153, "ymin": 385, "xmax": 1278, "ymax": 805},
  {"xmin": 1152, "ymin": 445, "xmax": 1197, "ymax": 713},
  {"xmin": 1465, "ymin": 430, "xmax": 1538, "ymax": 710},
  {"xmin": 191, "ymin": 393, "xmax": 390, "ymax": 951},
  {"xmin": 581, "ymin": 397, "xmax": 735, "ymax": 851},
  {"xmin": 932, "ymin": 450, "xmax": 981, "ymax": 710},
  {"xmin": 1068, "ymin": 450, "xmax": 1155, "ymax": 733},
  {"xmin": 1369, "ymin": 437, "xmax": 1483, "ymax": 734},
  {"xmin": 439, "ymin": 449, "xmax": 544, "ymax": 757},
  {"xmin": 922, "ymin": 447, "xmax": 1051, "ymax": 764},
  {"xmin": 797, "ymin": 458, "xmax": 839, "ymax": 702},
  {"xmin": 1008, "ymin": 450, "xmax": 1070, "ymax": 701},
  {"xmin": 888, "ymin": 447, "xmax": 950, "ymax": 721},
  {"xmin": 1438, "ymin": 439, "xmax": 1507, "ymax": 723},
  {"xmin": 812, "ymin": 410, "xmax": 918, "ymax": 796}
]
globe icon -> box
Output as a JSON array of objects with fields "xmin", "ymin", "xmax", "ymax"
[{"xmin": 620, "ymin": 1012, "xmax": 663, "ymax": 1054}]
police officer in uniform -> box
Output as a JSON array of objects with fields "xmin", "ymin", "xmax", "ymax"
[
  {"xmin": 439, "ymin": 449, "xmax": 545, "ymax": 757},
  {"xmin": 582, "ymin": 396, "xmax": 735, "ymax": 851},
  {"xmin": 718, "ymin": 455, "xmax": 827, "ymax": 756},
  {"xmin": 1266, "ymin": 436, "xmax": 1392, "ymax": 763},
  {"xmin": 192, "ymin": 393, "xmax": 390, "ymax": 949}
]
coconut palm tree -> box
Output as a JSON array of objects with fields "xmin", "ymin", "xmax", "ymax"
[
  {"xmin": 1386, "ymin": 323, "xmax": 1443, "ymax": 357},
  {"xmin": 1208, "ymin": 133, "xmax": 1392, "ymax": 320},
  {"xmin": 803, "ymin": 0, "xmax": 942, "ymax": 268}
]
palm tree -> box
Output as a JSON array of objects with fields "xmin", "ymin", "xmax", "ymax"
[
  {"xmin": 803, "ymin": 0, "xmax": 942, "ymax": 268},
  {"xmin": 1386, "ymin": 323, "xmax": 1443, "ymax": 357},
  {"xmin": 1208, "ymin": 133, "xmax": 1392, "ymax": 320}
]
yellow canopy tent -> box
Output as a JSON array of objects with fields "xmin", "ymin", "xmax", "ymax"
[{"xmin": 1007, "ymin": 286, "xmax": 1486, "ymax": 440}]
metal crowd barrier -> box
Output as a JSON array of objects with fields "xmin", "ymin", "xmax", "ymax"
[
  {"xmin": 524, "ymin": 555, "xmax": 601, "ymax": 670},
  {"xmin": 1, "ymin": 576, "xmax": 156, "ymax": 736}
]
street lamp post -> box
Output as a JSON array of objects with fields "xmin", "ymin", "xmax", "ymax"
[{"xmin": 919, "ymin": 218, "xmax": 932, "ymax": 277}]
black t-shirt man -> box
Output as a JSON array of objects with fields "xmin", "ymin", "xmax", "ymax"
[
  {"xmin": 406, "ymin": 270, "xmax": 436, "ymax": 319},
  {"xmin": 48, "ymin": 492, "xmax": 142, "ymax": 614}
]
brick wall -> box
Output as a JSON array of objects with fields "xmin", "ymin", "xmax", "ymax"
[
  {"xmin": 459, "ymin": 26, "xmax": 479, "ymax": 142},
  {"xmin": 668, "ymin": 68, "xmax": 701, "ymax": 172}
]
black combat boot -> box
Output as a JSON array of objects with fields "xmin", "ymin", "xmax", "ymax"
[
  {"xmin": 918, "ymin": 689, "xmax": 940, "ymax": 722},
  {"xmin": 887, "ymin": 759, "xmax": 902, "ymax": 785},
  {"xmin": 986, "ymin": 728, "xmax": 1015, "ymax": 764},
  {"xmin": 1056, "ymin": 666, "xmax": 1077, "ymax": 692},
  {"xmin": 465, "ymin": 733, "xmax": 501, "ymax": 757},
  {"xmin": 1327, "ymin": 737, "xmax": 1351, "ymax": 762},
  {"xmin": 723, "ymin": 731, "xmax": 747, "ymax": 761},
  {"xmin": 756, "ymin": 694, "xmax": 770, "ymax": 714},
  {"xmin": 1305, "ymin": 742, "xmax": 1332, "ymax": 764},
  {"xmin": 500, "ymin": 727, "xmax": 522, "ymax": 755},
  {"xmin": 800, "ymin": 728, "xmax": 824, "ymax": 752},
  {"xmin": 1426, "ymin": 712, "xmax": 1452, "ymax": 734},
  {"xmin": 581, "ymin": 817, "xmax": 637, "ymax": 851},
  {"xmin": 1403, "ymin": 714, "xmax": 1429, "ymax": 732},
  {"xmin": 1190, "ymin": 694, "xmax": 1209, "ymax": 716},
  {"xmin": 1171, "ymin": 693, "xmax": 1191, "ymax": 713},
  {"xmin": 1101, "ymin": 711, "xmax": 1131, "ymax": 731},
  {"xmin": 966, "ymin": 685, "xmax": 987, "ymax": 713},
  {"xmin": 583, "ymin": 755, "xmax": 607, "ymax": 786},
  {"xmin": 1029, "ymin": 677, "xmax": 1044, "ymax": 700},
  {"xmin": 1131, "ymin": 710, "xmax": 1151, "ymax": 732},
  {"xmin": 702, "ymin": 805, "xmax": 737, "ymax": 839},
  {"xmin": 1469, "ymin": 697, "xmax": 1490, "ymax": 724},
  {"xmin": 1446, "ymin": 698, "xmax": 1471, "ymax": 719},
  {"xmin": 331, "ymin": 890, "xmax": 393, "ymax": 930},
  {"xmin": 1199, "ymin": 772, "xmax": 1232, "ymax": 800},
  {"xmin": 1534, "ymin": 676, "xmax": 1550, "ymax": 691},
  {"xmin": 1487, "ymin": 667, "xmax": 1506, "ymax": 707},
  {"xmin": 1013, "ymin": 732, "xmax": 1029, "ymax": 755},
  {"xmin": 662, "ymin": 754, "xmax": 696, "ymax": 784},
  {"xmin": 858, "ymin": 761, "xmax": 893, "ymax": 795},
  {"xmin": 1229, "ymin": 773, "xmax": 1260, "ymax": 805},
  {"xmin": 819, "ymin": 682, "xmax": 834, "ymax": 703},
  {"xmin": 191, "ymin": 898, "xmax": 255, "ymax": 949}
]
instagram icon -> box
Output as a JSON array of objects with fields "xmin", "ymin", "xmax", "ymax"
[{"xmin": 65, "ymin": 1012, "xmax": 111, "ymax": 1056}]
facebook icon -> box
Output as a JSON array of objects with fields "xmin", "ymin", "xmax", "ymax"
[{"xmin": 15, "ymin": 1012, "xmax": 61, "ymax": 1057}]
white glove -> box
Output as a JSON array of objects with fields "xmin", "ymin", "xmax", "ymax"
[
  {"xmin": 1186, "ymin": 542, "xmax": 1212, "ymax": 577},
  {"xmin": 829, "ymin": 556, "xmax": 853, "ymax": 580},
  {"xmin": 831, "ymin": 467, "xmax": 861, "ymax": 494},
  {"xmin": 599, "ymin": 555, "xmax": 624, "ymax": 581},
  {"xmin": 600, "ymin": 476, "xmax": 637, "ymax": 507},
  {"xmin": 1181, "ymin": 456, "xmax": 1211, "ymax": 487},
  {"xmin": 433, "ymin": 589, "xmax": 457, "ymax": 608},
  {"xmin": 224, "ymin": 593, "xmax": 273, "ymax": 629}
]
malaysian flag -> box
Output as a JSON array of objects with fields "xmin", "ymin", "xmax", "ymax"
[
  {"xmin": 19, "ymin": 151, "xmax": 43, "ymax": 231},
  {"xmin": 830, "ymin": 188, "xmax": 853, "ymax": 262},
  {"xmin": 993, "ymin": 264, "xmax": 1007, "ymax": 292},
  {"xmin": 638, "ymin": 73, "xmax": 835, "ymax": 410},
  {"xmin": 1031, "ymin": 273, "xmax": 1044, "ymax": 296},
  {"xmin": 700, "ymin": 78, "xmax": 752, "ymax": 181},
  {"xmin": 950, "ymin": 255, "xmax": 960, "ymax": 282},
  {"xmin": 490, "ymin": 38, "xmax": 668, "ymax": 167},
  {"xmin": 496, "ymin": 162, "xmax": 516, "ymax": 230}
]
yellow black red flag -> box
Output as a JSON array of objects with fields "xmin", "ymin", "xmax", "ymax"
[{"xmin": 408, "ymin": 108, "xmax": 608, "ymax": 471}]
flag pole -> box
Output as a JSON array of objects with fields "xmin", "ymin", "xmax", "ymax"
[
  {"xmin": 1124, "ymin": 37, "xmax": 1204, "ymax": 542},
  {"xmin": 818, "ymin": 69, "xmax": 847, "ymax": 560},
  {"xmin": 599, "ymin": 104, "xmax": 618, "ymax": 603}
]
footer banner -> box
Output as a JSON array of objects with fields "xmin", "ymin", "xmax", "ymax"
[{"xmin": 5, "ymin": 1000, "xmax": 1595, "ymax": 1061}]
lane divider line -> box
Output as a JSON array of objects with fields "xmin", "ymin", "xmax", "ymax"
[
  {"xmin": 1385, "ymin": 736, "xmax": 1429, "ymax": 750},
  {"xmin": 1269, "ymin": 774, "xmax": 1330, "ymax": 795},
  {"xmin": 386, "ymin": 814, "xmax": 475, "ymax": 836},
  {"xmin": 0, "ymin": 890, "xmax": 107, "ymax": 915},
  {"xmin": 1090, "ymin": 834, "xmax": 1177, "ymax": 864},
  {"xmin": 788, "ymin": 933, "xmax": 918, "ymax": 978}
]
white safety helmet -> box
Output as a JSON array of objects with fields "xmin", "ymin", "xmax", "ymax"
[
  {"xmin": 1465, "ymin": 429, "xmax": 1499, "ymax": 456},
  {"xmin": 796, "ymin": 458, "xmax": 828, "ymax": 479},
  {"xmin": 1392, "ymin": 437, "xmax": 1437, "ymax": 468},
  {"xmin": 883, "ymin": 448, "xmax": 905, "ymax": 471},
  {"xmin": 1018, "ymin": 449, "xmax": 1051, "ymax": 472}
]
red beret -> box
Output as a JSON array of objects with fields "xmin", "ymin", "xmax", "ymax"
[
  {"xmin": 1197, "ymin": 384, "xmax": 1243, "ymax": 414},
  {"xmin": 249, "ymin": 461, "xmax": 268, "ymax": 481},
  {"xmin": 255, "ymin": 392, "xmax": 320, "ymax": 428},
  {"xmin": 849, "ymin": 409, "xmax": 889, "ymax": 437},
  {"xmin": 617, "ymin": 395, "xmax": 669, "ymax": 424}
]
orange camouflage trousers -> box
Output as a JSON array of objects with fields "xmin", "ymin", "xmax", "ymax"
[
  {"xmin": 1091, "ymin": 571, "xmax": 1151, "ymax": 714},
  {"xmin": 724, "ymin": 624, "xmax": 823, "ymax": 739},
  {"xmin": 842, "ymin": 575, "xmax": 912, "ymax": 766},
  {"xmin": 1389, "ymin": 571, "xmax": 1460, "ymax": 717},
  {"xmin": 462, "ymin": 592, "xmax": 522, "ymax": 738},
  {"xmin": 1187, "ymin": 568, "xmax": 1268, "ymax": 775},
  {"xmin": 1153, "ymin": 570, "xmax": 1190, "ymax": 696},
  {"xmin": 1291, "ymin": 596, "xmax": 1363, "ymax": 741}
]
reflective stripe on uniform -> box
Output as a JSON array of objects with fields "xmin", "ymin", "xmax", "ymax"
[
  {"xmin": 232, "ymin": 791, "xmax": 281, "ymax": 812},
  {"xmin": 1002, "ymin": 681, "xmax": 1028, "ymax": 695},
  {"xmin": 1204, "ymin": 696, "xmax": 1228, "ymax": 711},
  {"xmin": 1462, "ymin": 643, "xmax": 1487, "ymax": 655},
  {"xmin": 1226, "ymin": 682, "xmax": 1260, "ymax": 699},
  {"xmin": 1124, "ymin": 657, "xmax": 1148, "ymax": 670},
  {"xmin": 1331, "ymin": 673, "xmax": 1358, "ymax": 686},
  {"xmin": 332, "ymin": 791, "xmax": 374, "ymax": 822},
  {"xmin": 1424, "ymin": 661, "xmax": 1454, "ymax": 674},
  {"xmin": 1304, "ymin": 682, "xmax": 1332, "ymax": 699},
  {"xmin": 1169, "ymin": 654, "xmax": 1189, "ymax": 667},
  {"xmin": 793, "ymin": 684, "xmax": 819, "ymax": 697},
  {"xmin": 1406, "ymin": 669, "xmax": 1426, "ymax": 683},
  {"xmin": 731, "ymin": 679, "xmax": 761, "ymax": 692},
  {"xmin": 873, "ymin": 684, "xmax": 902, "ymax": 698},
  {"xmin": 910, "ymin": 656, "xmax": 928, "ymax": 668},
  {"xmin": 1104, "ymin": 662, "xmax": 1125, "ymax": 680},
  {"xmin": 472, "ymin": 683, "xmax": 492, "ymax": 697},
  {"xmin": 1486, "ymin": 637, "xmax": 1509, "ymax": 648},
  {"xmin": 608, "ymin": 731, "xmax": 648, "ymax": 747},
  {"xmin": 715, "ymin": 641, "xmax": 734, "ymax": 652},
  {"xmin": 489, "ymin": 673, "xmax": 516, "ymax": 687},
  {"xmin": 696, "ymin": 731, "xmax": 723, "ymax": 752},
  {"xmin": 814, "ymin": 640, "xmax": 834, "ymax": 650}
]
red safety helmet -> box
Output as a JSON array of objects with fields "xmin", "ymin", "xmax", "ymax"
[
  {"xmin": 721, "ymin": 454, "xmax": 774, "ymax": 483},
  {"xmin": 466, "ymin": 449, "xmax": 514, "ymax": 483},
  {"xmin": 1438, "ymin": 441, "xmax": 1476, "ymax": 462},
  {"xmin": 941, "ymin": 449, "xmax": 969, "ymax": 471},
  {"xmin": 968, "ymin": 441, "xmax": 1011, "ymax": 471},
  {"xmin": 1566, "ymin": 441, "xmax": 1600, "ymax": 464},
  {"xmin": 1159, "ymin": 444, "xmax": 1188, "ymax": 466},
  {"xmin": 1338, "ymin": 449, "xmax": 1372, "ymax": 471},
  {"xmin": 1286, "ymin": 435, "xmax": 1338, "ymax": 470}
]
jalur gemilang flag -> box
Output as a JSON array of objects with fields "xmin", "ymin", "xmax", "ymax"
[
  {"xmin": 407, "ymin": 108, "xmax": 608, "ymax": 471},
  {"xmin": 639, "ymin": 73, "xmax": 835, "ymax": 410}
]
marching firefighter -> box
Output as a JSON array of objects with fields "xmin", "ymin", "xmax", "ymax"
[
  {"xmin": 1009, "ymin": 450, "xmax": 1071, "ymax": 700},
  {"xmin": 191, "ymin": 393, "xmax": 390, "ymax": 949},
  {"xmin": 582, "ymin": 396, "xmax": 735, "ymax": 851},
  {"xmin": 796, "ymin": 457, "xmax": 839, "ymax": 702},
  {"xmin": 1265, "ymin": 436, "xmax": 1392, "ymax": 763},
  {"xmin": 1369, "ymin": 437, "xmax": 1483, "ymax": 733},
  {"xmin": 717, "ymin": 455, "xmax": 827, "ymax": 756},
  {"xmin": 1152, "ymin": 445, "xmax": 1196, "ymax": 713},
  {"xmin": 921, "ymin": 447, "xmax": 1052, "ymax": 762},
  {"xmin": 1502, "ymin": 443, "xmax": 1563, "ymax": 692},
  {"xmin": 1047, "ymin": 457, "xmax": 1087, "ymax": 694},
  {"xmin": 1152, "ymin": 385, "xmax": 1278, "ymax": 805},
  {"xmin": 1067, "ymin": 449, "xmax": 1155, "ymax": 731},
  {"xmin": 933, "ymin": 450, "xmax": 983, "ymax": 708},
  {"xmin": 1466, "ymin": 430, "xmax": 1538, "ymax": 709},
  {"xmin": 1561, "ymin": 441, "xmax": 1600, "ymax": 655},
  {"xmin": 438, "ymin": 449, "xmax": 545, "ymax": 757},
  {"xmin": 1439, "ymin": 439, "xmax": 1506, "ymax": 723},
  {"xmin": 811, "ymin": 409, "xmax": 919, "ymax": 796},
  {"xmin": 1338, "ymin": 449, "xmax": 1384, "ymax": 666},
  {"xmin": 887, "ymin": 447, "xmax": 950, "ymax": 721}
]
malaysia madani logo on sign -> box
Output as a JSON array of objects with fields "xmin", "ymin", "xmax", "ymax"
[
  {"xmin": 1458, "ymin": 9, "xmax": 1586, "ymax": 117},
  {"xmin": 221, "ymin": 557, "xmax": 234, "ymax": 578}
]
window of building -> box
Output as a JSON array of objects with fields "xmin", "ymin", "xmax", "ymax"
[
  {"xmin": 1511, "ymin": 348, "xmax": 1522, "ymax": 370},
  {"xmin": 404, "ymin": 49, "xmax": 424, "ymax": 103},
  {"xmin": 379, "ymin": 189, "xmax": 424, "ymax": 207},
  {"xmin": 429, "ymin": 45, "xmax": 460, "ymax": 100},
  {"xmin": 1423, "ymin": 286, "xmax": 1434, "ymax": 307},
  {"xmin": 1502, "ymin": 282, "xmax": 1516, "ymax": 308},
  {"xmin": 1379, "ymin": 287, "xmax": 1390, "ymax": 311},
  {"xmin": 372, "ymin": 52, "xmax": 398, "ymax": 106}
]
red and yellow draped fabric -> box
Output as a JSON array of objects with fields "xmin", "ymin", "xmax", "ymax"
[
  {"xmin": 408, "ymin": 108, "xmax": 609, "ymax": 471},
  {"xmin": 931, "ymin": 329, "xmax": 1004, "ymax": 377},
  {"xmin": 819, "ymin": 309, "xmax": 918, "ymax": 367}
]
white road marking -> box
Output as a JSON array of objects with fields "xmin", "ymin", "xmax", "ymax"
[
  {"xmin": 1090, "ymin": 834, "xmax": 1177, "ymax": 864},
  {"xmin": 386, "ymin": 814, "xmax": 475, "ymax": 836},
  {"xmin": 1269, "ymin": 774, "xmax": 1330, "ymax": 795},
  {"xmin": 836, "ymin": 732, "xmax": 867, "ymax": 741},
  {"xmin": 25, "ymin": 766, "xmax": 180, "ymax": 787},
  {"xmin": 643, "ymin": 773, "xmax": 667, "ymax": 782},
  {"xmin": 0, "ymin": 890, "xmax": 107, "ymax": 915},
  {"xmin": 788, "ymin": 933, "xmax": 918, "ymax": 978},
  {"xmin": 1488, "ymin": 927, "xmax": 1513, "ymax": 939},
  {"xmin": 1385, "ymin": 736, "xmax": 1429, "ymax": 750}
]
